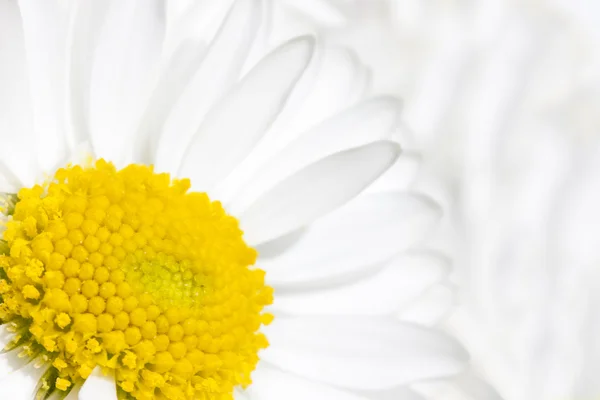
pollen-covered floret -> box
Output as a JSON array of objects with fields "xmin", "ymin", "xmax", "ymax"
[{"xmin": 0, "ymin": 160, "xmax": 273, "ymax": 399}]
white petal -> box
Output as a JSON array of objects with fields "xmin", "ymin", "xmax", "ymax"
[
  {"xmin": 18, "ymin": 0, "xmax": 69, "ymax": 172},
  {"xmin": 246, "ymin": 365, "xmax": 369, "ymax": 400},
  {"xmin": 212, "ymin": 43, "xmax": 374, "ymax": 202},
  {"xmin": 278, "ymin": 47, "xmax": 367, "ymax": 143},
  {"xmin": 163, "ymin": 0, "xmax": 234, "ymax": 56},
  {"xmin": 132, "ymin": 38, "xmax": 207, "ymax": 164},
  {"xmin": 272, "ymin": 252, "xmax": 449, "ymax": 315},
  {"xmin": 412, "ymin": 373, "xmax": 504, "ymax": 400},
  {"xmin": 281, "ymin": 0, "xmax": 347, "ymax": 26},
  {"xmin": 90, "ymin": 0, "xmax": 165, "ymax": 164},
  {"xmin": 66, "ymin": 0, "xmax": 112, "ymax": 149},
  {"xmin": 453, "ymin": 374, "xmax": 504, "ymax": 400},
  {"xmin": 240, "ymin": 0, "xmax": 276, "ymax": 76},
  {"xmin": 79, "ymin": 366, "xmax": 117, "ymax": 400},
  {"xmin": 63, "ymin": 384, "xmax": 81, "ymax": 400},
  {"xmin": 226, "ymin": 97, "xmax": 401, "ymax": 212},
  {"xmin": 0, "ymin": 350, "xmax": 31, "ymax": 381},
  {"xmin": 371, "ymin": 387, "xmax": 426, "ymax": 400},
  {"xmin": 234, "ymin": 387, "xmax": 251, "ymax": 400},
  {"xmin": 262, "ymin": 316, "xmax": 468, "ymax": 390},
  {"xmin": 179, "ymin": 36, "xmax": 315, "ymax": 191},
  {"xmin": 60, "ymin": 141, "xmax": 94, "ymax": 169},
  {"xmin": 0, "ymin": 362, "xmax": 43, "ymax": 399},
  {"xmin": 367, "ymin": 152, "xmax": 422, "ymax": 193},
  {"xmin": 0, "ymin": 161, "xmax": 24, "ymax": 193},
  {"xmin": 257, "ymin": 192, "xmax": 441, "ymax": 288},
  {"xmin": 241, "ymin": 141, "xmax": 400, "ymax": 245},
  {"xmin": 0, "ymin": 325, "xmax": 11, "ymax": 348},
  {"xmin": 399, "ymin": 283, "xmax": 455, "ymax": 326},
  {"xmin": 209, "ymin": 36, "xmax": 323, "ymax": 197},
  {"xmin": 156, "ymin": 0, "xmax": 261, "ymax": 174},
  {"xmin": 0, "ymin": 0, "xmax": 37, "ymax": 184}
]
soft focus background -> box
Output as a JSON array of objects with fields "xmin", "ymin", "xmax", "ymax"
[{"xmin": 259, "ymin": 1, "xmax": 600, "ymax": 400}]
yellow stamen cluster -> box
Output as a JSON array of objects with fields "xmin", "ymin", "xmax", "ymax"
[{"xmin": 0, "ymin": 160, "xmax": 273, "ymax": 399}]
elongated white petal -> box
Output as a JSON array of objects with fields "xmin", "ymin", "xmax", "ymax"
[
  {"xmin": 79, "ymin": 367, "xmax": 117, "ymax": 400},
  {"xmin": 0, "ymin": 350, "xmax": 31, "ymax": 381},
  {"xmin": 272, "ymin": 252, "xmax": 449, "ymax": 315},
  {"xmin": 18, "ymin": 0, "xmax": 69, "ymax": 172},
  {"xmin": 262, "ymin": 316, "xmax": 468, "ymax": 390},
  {"xmin": 164, "ymin": 0, "xmax": 234, "ymax": 56},
  {"xmin": 281, "ymin": 0, "xmax": 346, "ymax": 26},
  {"xmin": 63, "ymin": 384, "xmax": 81, "ymax": 400},
  {"xmin": 0, "ymin": 327, "xmax": 28, "ymax": 379},
  {"xmin": 0, "ymin": 362, "xmax": 43, "ymax": 399},
  {"xmin": 241, "ymin": 141, "xmax": 400, "ymax": 245},
  {"xmin": 233, "ymin": 387, "xmax": 251, "ymax": 400},
  {"xmin": 226, "ymin": 97, "xmax": 401, "ymax": 211},
  {"xmin": 133, "ymin": 38, "xmax": 207, "ymax": 164},
  {"xmin": 399, "ymin": 283, "xmax": 455, "ymax": 326},
  {"xmin": 367, "ymin": 152, "xmax": 422, "ymax": 193},
  {"xmin": 0, "ymin": 159, "xmax": 24, "ymax": 193},
  {"xmin": 156, "ymin": 0, "xmax": 261, "ymax": 173},
  {"xmin": 246, "ymin": 366, "xmax": 369, "ymax": 400},
  {"xmin": 209, "ymin": 39, "xmax": 323, "ymax": 199},
  {"xmin": 179, "ymin": 36, "xmax": 315, "ymax": 191},
  {"xmin": 66, "ymin": 0, "xmax": 112, "ymax": 148},
  {"xmin": 371, "ymin": 387, "xmax": 426, "ymax": 400},
  {"xmin": 412, "ymin": 373, "xmax": 504, "ymax": 400},
  {"xmin": 258, "ymin": 192, "xmax": 441, "ymax": 287},
  {"xmin": 90, "ymin": 0, "xmax": 165, "ymax": 164},
  {"xmin": 0, "ymin": 0, "xmax": 37, "ymax": 185},
  {"xmin": 234, "ymin": 46, "xmax": 369, "ymax": 181},
  {"xmin": 278, "ymin": 47, "xmax": 367, "ymax": 143},
  {"xmin": 453, "ymin": 373, "xmax": 505, "ymax": 400}
]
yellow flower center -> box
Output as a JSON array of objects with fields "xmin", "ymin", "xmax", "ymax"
[{"xmin": 0, "ymin": 160, "xmax": 273, "ymax": 400}]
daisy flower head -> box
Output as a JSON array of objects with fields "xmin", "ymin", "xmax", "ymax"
[{"xmin": 0, "ymin": 0, "xmax": 468, "ymax": 399}]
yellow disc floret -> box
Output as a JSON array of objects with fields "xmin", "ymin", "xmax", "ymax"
[{"xmin": 0, "ymin": 160, "xmax": 272, "ymax": 399}]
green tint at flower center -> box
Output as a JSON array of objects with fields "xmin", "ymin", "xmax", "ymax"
[{"xmin": 123, "ymin": 252, "xmax": 208, "ymax": 309}]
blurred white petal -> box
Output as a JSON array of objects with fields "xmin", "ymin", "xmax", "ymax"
[
  {"xmin": 262, "ymin": 316, "xmax": 468, "ymax": 390},
  {"xmin": 259, "ymin": 193, "xmax": 441, "ymax": 288}
]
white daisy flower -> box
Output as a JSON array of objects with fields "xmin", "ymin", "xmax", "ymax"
[{"xmin": 0, "ymin": 1, "xmax": 469, "ymax": 399}]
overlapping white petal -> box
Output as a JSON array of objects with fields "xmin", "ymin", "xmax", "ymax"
[
  {"xmin": 155, "ymin": 0, "xmax": 261, "ymax": 174},
  {"xmin": 66, "ymin": 0, "xmax": 111, "ymax": 150},
  {"xmin": 399, "ymin": 283, "xmax": 454, "ymax": 326},
  {"xmin": 132, "ymin": 37, "xmax": 207, "ymax": 164},
  {"xmin": 257, "ymin": 192, "xmax": 440, "ymax": 287},
  {"xmin": 18, "ymin": 0, "xmax": 69, "ymax": 172},
  {"xmin": 241, "ymin": 141, "xmax": 400, "ymax": 245},
  {"xmin": 245, "ymin": 366, "xmax": 368, "ymax": 400},
  {"xmin": 0, "ymin": 0, "xmax": 36, "ymax": 187},
  {"xmin": 272, "ymin": 252, "xmax": 449, "ymax": 315},
  {"xmin": 226, "ymin": 97, "xmax": 401, "ymax": 211},
  {"xmin": 90, "ymin": 0, "xmax": 165, "ymax": 164},
  {"xmin": 179, "ymin": 36, "xmax": 315, "ymax": 191},
  {"xmin": 261, "ymin": 316, "xmax": 468, "ymax": 390},
  {"xmin": 0, "ymin": 363, "xmax": 44, "ymax": 400},
  {"xmin": 78, "ymin": 367, "xmax": 117, "ymax": 400}
]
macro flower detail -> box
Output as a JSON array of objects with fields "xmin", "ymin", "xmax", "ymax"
[
  {"xmin": 0, "ymin": 0, "xmax": 470, "ymax": 399},
  {"xmin": 0, "ymin": 161, "xmax": 272, "ymax": 399}
]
